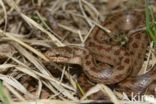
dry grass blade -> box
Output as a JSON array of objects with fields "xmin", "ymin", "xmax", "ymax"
[
  {"xmin": 15, "ymin": 66, "xmax": 39, "ymax": 79},
  {"xmin": 11, "ymin": 99, "xmax": 77, "ymax": 104},
  {"xmin": 4, "ymin": 83, "xmax": 26, "ymax": 101},
  {"xmin": 20, "ymin": 14, "xmax": 65, "ymax": 46},
  {"xmin": 82, "ymin": 0, "xmax": 99, "ymax": 21},
  {"xmin": 0, "ymin": 64, "xmax": 15, "ymax": 73},
  {"xmin": 0, "ymin": 74, "xmax": 33, "ymax": 98},
  {"xmin": 80, "ymin": 84, "xmax": 101, "ymax": 100},
  {"xmin": 81, "ymin": 84, "xmax": 120, "ymax": 104},
  {"xmin": 58, "ymin": 23, "xmax": 82, "ymax": 36},
  {"xmin": 0, "ymin": 30, "xmax": 48, "ymax": 61},
  {"xmin": 12, "ymin": 43, "xmax": 77, "ymax": 100},
  {"xmin": 51, "ymin": 0, "xmax": 64, "ymax": 15},
  {"xmin": 6, "ymin": 0, "xmax": 64, "ymax": 47},
  {"xmin": 79, "ymin": 0, "xmax": 93, "ymax": 27},
  {"xmin": 33, "ymin": 70, "xmax": 75, "ymax": 91},
  {"xmin": 143, "ymin": 95, "xmax": 156, "ymax": 103},
  {"xmin": 100, "ymin": 84, "xmax": 120, "ymax": 104},
  {"xmin": 0, "ymin": 0, "xmax": 7, "ymax": 31}
]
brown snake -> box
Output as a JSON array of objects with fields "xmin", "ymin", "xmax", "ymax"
[{"xmin": 44, "ymin": 10, "xmax": 156, "ymax": 95}]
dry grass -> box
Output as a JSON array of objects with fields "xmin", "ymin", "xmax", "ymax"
[{"xmin": 0, "ymin": 0, "xmax": 155, "ymax": 104}]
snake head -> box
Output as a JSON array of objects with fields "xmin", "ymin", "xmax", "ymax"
[{"xmin": 44, "ymin": 46, "xmax": 83, "ymax": 64}]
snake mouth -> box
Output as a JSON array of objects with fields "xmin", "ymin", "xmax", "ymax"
[
  {"xmin": 45, "ymin": 55, "xmax": 70, "ymax": 62},
  {"xmin": 45, "ymin": 54, "xmax": 82, "ymax": 65}
]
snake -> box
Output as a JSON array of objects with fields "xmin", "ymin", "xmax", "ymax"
[{"xmin": 44, "ymin": 10, "xmax": 156, "ymax": 95}]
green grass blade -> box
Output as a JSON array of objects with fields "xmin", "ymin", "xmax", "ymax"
[
  {"xmin": 0, "ymin": 81, "xmax": 9, "ymax": 104},
  {"xmin": 145, "ymin": 0, "xmax": 151, "ymax": 31},
  {"xmin": 145, "ymin": 0, "xmax": 156, "ymax": 42}
]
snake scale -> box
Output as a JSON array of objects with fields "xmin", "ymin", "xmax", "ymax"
[{"xmin": 44, "ymin": 10, "xmax": 156, "ymax": 95}]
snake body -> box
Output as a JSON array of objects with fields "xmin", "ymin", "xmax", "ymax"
[{"xmin": 44, "ymin": 10, "xmax": 156, "ymax": 95}]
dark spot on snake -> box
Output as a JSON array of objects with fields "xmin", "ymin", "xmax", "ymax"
[
  {"xmin": 141, "ymin": 43, "xmax": 146, "ymax": 49},
  {"xmin": 114, "ymin": 74, "xmax": 124, "ymax": 81},
  {"xmin": 106, "ymin": 56, "xmax": 111, "ymax": 60},
  {"xmin": 105, "ymin": 46, "xmax": 112, "ymax": 52},
  {"xmin": 85, "ymin": 55, "xmax": 90, "ymax": 59},
  {"xmin": 138, "ymin": 53, "xmax": 142, "ymax": 58},
  {"xmin": 117, "ymin": 65, "xmax": 124, "ymax": 70},
  {"xmin": 85, "ymin": 60, "xmax": 91, "ymax": 65},
  {"xmin": 134, "ymin": 61, "xmax": 138, "ymax": 66},
  {"xmin": 93, "ymin": 44, "xmax": 103, "ymax": 51},
  {"xmin": 91, "ymin": 67, "xmax": 98, "ymax": 72},
  {"xmin": 113, "ymin": 59, "xmax": 118, "ymax": 64},
  {"xmin": 86, "ymin": 41, "xmax": 92, "ymax": 47},
  {"xmin": 103, "ymin": 20, "xmax": 112, "ymax": 26},
  {"xmin": 93, "ymin": 27, "xmax": 101, "ymax": 39},
  {"xmin": 124, "ymin": 58, "xmax": 130, "ymax": 64},
  {"xmin": 97, "ymin": 46, "xmax": 103, "ymax": 51},
  {"xmin": 129, "ymin": 51, "xmax": 134, "ymax": 55},
  {"xmin": 114, "ymin": 49, "xmax": 121, "ymax": 55},
  {"xmin": 119, "ymin": 56, "xmax": 123, "ymax": 60},
  {"xmin": 135, "ymin": 33, "xmax": 141, "ymax": 39},
  {"xmin": 132, "ymin": 42, "xmax": 138, "ymax": 48},
  {"xmin": 124, "ymin": 52, "xmax": 129, "ymax": 56},
  {"xmin": 83, "ymin": 50, "xmax": 87, "ymax": 55}
]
